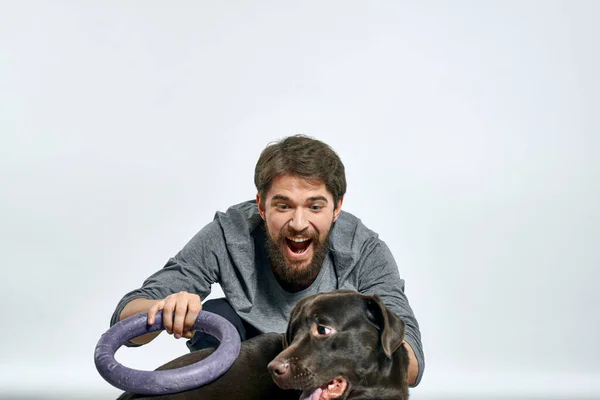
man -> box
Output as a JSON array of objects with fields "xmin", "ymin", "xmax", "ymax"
[{"xmin": 110, "ymin": 135, "xmax": 425, "ymax": 387}]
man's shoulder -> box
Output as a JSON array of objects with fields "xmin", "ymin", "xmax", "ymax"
[
  {"xmin": 212, "ymin": 199, "xmax": 263, "ymax": 244},
  {"xmin": 218, "ymin": 199, "xmax": 261, "ymax": 220},
  {"xmin": 214, "ymin": 200, "xmax": 263, "ymax": 243},
  {"xmin": 328, "ymin": 210, "xmax": 395, "ymax": 280},
  {"xmin": 330, "ymin": 209, "xmax": 380, "ymax": 257}
]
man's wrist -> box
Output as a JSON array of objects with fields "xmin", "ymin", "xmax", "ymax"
[{"xmin": 402, "ymin": 340, "xmax": 419, "ymax": 387}]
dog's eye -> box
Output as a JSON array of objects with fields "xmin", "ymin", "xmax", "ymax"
[
  {"xmin": 317, "ymin": 325, "xmax": 328, "ymax": 335},
  {"xmin": 314, "ymin": 324, "xmax": 333, "ymax": 336}
]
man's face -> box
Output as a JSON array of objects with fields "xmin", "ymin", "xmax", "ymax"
[{"xmin": 257, "ymin": 174, "xmax": 343, "ymax": 288}]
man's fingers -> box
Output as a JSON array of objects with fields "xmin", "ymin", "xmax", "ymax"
[
  {"xmin": 147, "ymin": 300, "xmax": 164, "ymax": 325},
  {"xmin": 183, "ymin": 301, "xmax": 202, "ymax": 334},
  {"xmin": 162, "ymin": 297, "xmax": 178, "ymax": 335},
  {"xmin": 172, "ymin": 298, "xmax": 189, "ymax": 338},
  {"xmin": 147, "ymin": 292, "xmax": 202, "ymax": 339},
  {"xmin": 182, "ymin": 330, "xmax": 196, "ymax": 339}
]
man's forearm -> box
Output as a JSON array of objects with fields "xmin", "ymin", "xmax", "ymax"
[
  {"xmin": 120, "ymin": 298, "xmax": 162, "ymax": 345},
  {"xmin": 402, "ymin": 340, "xmax": 419, "ymax": 387}
]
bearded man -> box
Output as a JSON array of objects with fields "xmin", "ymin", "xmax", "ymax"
[{"xmin": 110, "ymin": 135, "xmax": 425, "ymax": 387}]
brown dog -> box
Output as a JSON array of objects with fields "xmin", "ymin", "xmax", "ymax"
[
  {"xmin": 117, "ymin": 290, "xmax": 409, "ymax": 400},
  {"xmin": 268, "ymin": 290, "xmax": 409, "ymax": 399}
]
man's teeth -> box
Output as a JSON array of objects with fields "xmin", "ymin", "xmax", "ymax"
[{"xmin": 287, "ymin": 237, "xmax": 309, "ymax": 242}]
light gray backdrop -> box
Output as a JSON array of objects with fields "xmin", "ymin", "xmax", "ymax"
[{"xmin": 1, "ymin": 1, "xmax": 598, "ymax": 399}]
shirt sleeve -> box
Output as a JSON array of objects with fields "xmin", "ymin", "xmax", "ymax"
[
  {"xmin": 355, "ymin": 239, "xmax": 425, "ymax": 387},
  {"xmin": 108, "ymin": 220, "xmax": 226, "ymax": 346}
]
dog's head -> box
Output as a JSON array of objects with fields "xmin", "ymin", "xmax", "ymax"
[{"xmin": 267, "ymin": 290, "xmax": 406, "ymax": 400}]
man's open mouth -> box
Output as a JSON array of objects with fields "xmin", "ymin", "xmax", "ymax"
[{"xmin": 285, "ymin": 236, "xmax": 312, "ymax": 254}]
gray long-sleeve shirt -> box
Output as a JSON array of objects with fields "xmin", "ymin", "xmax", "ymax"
[{"xmin": 110, "ymin": 200, "xmax": 425, "ymax": 385}]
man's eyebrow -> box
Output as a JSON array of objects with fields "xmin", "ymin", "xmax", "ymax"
[
  {"xmin": 270, "ymin": 195, "xmax": 329, "ymax": 203},
  {"xmin": 271, "ymin": 194, "xmax": 289, "ymax": 202},
  {"xmin": 308, "ymin": 196, "xmax": 328, "ymax": 203}
]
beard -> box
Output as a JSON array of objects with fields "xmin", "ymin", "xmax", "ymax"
[{"xmin": 264, "ymin": 223, "xmax": 331, "ymax": 289}]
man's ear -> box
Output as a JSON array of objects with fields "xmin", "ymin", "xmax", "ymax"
[
  {"xmin": 366, "ymin": 294, "xmax": 406, "ymax": 359},
  {"xmin": 332, "ymin": 197, "xmax": 344, "ymax": 222},
  {"xmin": 256, "ymin": 193, "xmax": 265, "ymax": 220}
]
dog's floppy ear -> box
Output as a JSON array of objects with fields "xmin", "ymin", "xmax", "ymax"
[
  {"xmin": 283, "ymin": 314, "xmax": 295, "ymax": 348},
  {"xmin": 366, "ymin": 294, "xmax": 406, "ymax": 359},
  {"xmin": 284, "ymin": 296, "xmax": 310, "ymax": 348}
]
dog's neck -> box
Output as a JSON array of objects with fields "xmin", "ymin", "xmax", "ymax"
[{"xmin": 345, "ymin": 347, "xmax": 409, "ymax": 400}]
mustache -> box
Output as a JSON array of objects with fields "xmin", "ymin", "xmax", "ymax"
[
  {"xmin": 265, "ymin": 227, "xmax": 331, "ymax": 287},
  {"xmin": 277, "ymin": 226, "xmax": 318, "ymax": 241}
]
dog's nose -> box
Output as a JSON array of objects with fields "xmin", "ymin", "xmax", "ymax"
[{"xmin": 267, "ymin": 359, "xmax": 290, "ymax": 376}]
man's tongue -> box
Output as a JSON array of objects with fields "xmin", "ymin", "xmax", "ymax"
[{"xmin": 286, "ymin": 238, "xmax": 311, "ymax": 253}]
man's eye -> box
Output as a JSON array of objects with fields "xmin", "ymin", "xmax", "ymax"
[
  {"xmin": 277, "ymin": 204, "xmax": 289, "ymax": 210},
  {"xmin": 311, "ymin": 205, "xmax": 322, "ymax": 211}
]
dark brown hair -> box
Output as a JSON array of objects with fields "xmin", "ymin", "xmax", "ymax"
[{"xmin": 254, "ymin": 135, "xmax": 346, "ymax": 209}]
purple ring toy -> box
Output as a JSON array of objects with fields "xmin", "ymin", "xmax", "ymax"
[{"xmin": 94, "ymin": 310, "xmax": 241, "ymax": 395}]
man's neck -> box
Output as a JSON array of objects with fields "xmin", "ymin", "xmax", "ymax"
[{"xmin": 274, "ymin": 273, "xmax": 318, "ymax": 293}]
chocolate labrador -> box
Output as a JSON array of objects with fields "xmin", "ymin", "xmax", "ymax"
[{"xmin": 117, "ymin": 290, "xmax": 409, "ymax": 400}]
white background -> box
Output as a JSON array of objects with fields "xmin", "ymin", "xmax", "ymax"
[{"xmin": 1, "ymin": 1, "xmax": 598, "ymax": 399}]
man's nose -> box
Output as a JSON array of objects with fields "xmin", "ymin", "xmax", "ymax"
[{"xmin": 288, "ymin": 208, "xmax": 309, "ymax": 232}]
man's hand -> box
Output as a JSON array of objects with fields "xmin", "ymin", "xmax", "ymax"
[
  {"xmin": 119, "ymin": 291, "xmax": 202, "ymax": 345},
  {"xmin": 148, "ymin": 291, "xmax": 202, "ymax": 339},
  {"xmin": 402, "ymin": 340, "xmax": 419, "ymax": 387}
]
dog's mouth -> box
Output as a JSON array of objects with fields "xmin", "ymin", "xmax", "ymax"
[{"xmin": 301, "ymin": 376, "xmax": 348, "ymax": 400}]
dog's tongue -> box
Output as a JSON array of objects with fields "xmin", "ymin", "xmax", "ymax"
[
  {"xmin": 300, "ymin": 377, "xmax": 347, "ymax": 400},
  {"xmin": 300, "ymin": 388, "xmax": 322, "ymax": 400}
]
